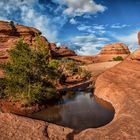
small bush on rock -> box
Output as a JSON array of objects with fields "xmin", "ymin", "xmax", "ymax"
[{"xmin": 113, "ymin": 56, "xmax": 124, "ymax": 61}]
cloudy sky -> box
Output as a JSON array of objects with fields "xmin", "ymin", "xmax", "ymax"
[{"xmin": 0, "ymin": 0, "xmax": 140, "ymax": 55}]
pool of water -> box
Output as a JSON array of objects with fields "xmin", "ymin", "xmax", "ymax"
[{"xmin": 31, "ymin": 91, "xmax": 115, "ymax": 130}]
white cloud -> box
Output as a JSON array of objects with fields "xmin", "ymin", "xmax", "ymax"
[
  {"xmin": 72, "ymin": 34, "xmax": 109, "ymax": 43},
  {"xmin": 113, "ymin": 31, "xmax": 139, "ymax": 52},
  {"xmin": 111, "ymin": 23, "xmax": 130, "ymax": 29},
  {"xmin": 83, "ymin": 14, "xmax": 92, "ymax": 19},
  {"xmin": 70, "ymin": 34, "xmax": 110, "ymax": 55},
  {"xmin": 69, "ymin": 18, "xmax": 78, "ymax": 25},
  {"xmin": 76, "ymin": 43, "xmax": 105, "ymax": 55},
  {"xmin": 56, "ymin": 42, "xmax": 61, "ymax": 47},
  {"xmin": 93, "ymin": 24, "xmax": 105, "ymax": 30},
  {"xmin": 0, "ymin": 0, "xmax": 63, "ymax": 42},
  {"xmin": 20, "ymin": 7, "xmax": 58, "ymax": 42},
  {"xmin": 77, "ymin": 24, "xmax": 106, "ymax": 34},
  {"xmin": 56, "ymin": 0, "xmax": 107, "ymax": 17},
  {"xmin": 77, "ymin": 24, "xmax": 91, "ymax": 31}
]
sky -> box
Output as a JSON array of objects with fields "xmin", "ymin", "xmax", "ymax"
[{"xmin": 0, "ymin": 0, "xmax": 140, "ymax": 55}]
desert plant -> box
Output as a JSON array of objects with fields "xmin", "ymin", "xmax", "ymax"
[
  {"xmin": 113, "ymin": 56, "xmax": 124, "ymax": 61},
  {"xmin": 0, "ymin": 36, "xmax": 60, "ymax": 104},
  {"xmin": 9, "ymin": 20, "xmax": 17, "ymax": 33},
  {"xmin": 0, "ymin": 78, "xmax": 6, "ymax": 98},
  {"xmin": 59, "ymin": 58, "xmax": 91, "ymax": 79},
  {"xmin": 78, "ymin": 67, "xmax": 91, "ymax": 78}
]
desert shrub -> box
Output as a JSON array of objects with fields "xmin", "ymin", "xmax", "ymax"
[
  {"xmin": 0, "ymin": 78, "xmax": 6, "ymax": 98},
  {"xmin": 78, "ymin": 67, "xmax": 91, "ymax": 78},
  {"xmin": 59, "ymin": 58, "xmax": 91, "ymax": 78},
  {"xmin": 59, "ymin": 58, "xmax": 80, "ymax": 76},
  {"xmin": 9, "ymin": 20, "xmax": 17, "ymax": 33},
  {"xmin": 113, "ymin": 56, "xmax": 124, "ymax": 61},
  {"xmin": 48, "ymin": 59, "xmax": 61, "ymax": 79},
  {"xmin": 0, "ymin": 36, "xmax": 60, "ymax": 104}
]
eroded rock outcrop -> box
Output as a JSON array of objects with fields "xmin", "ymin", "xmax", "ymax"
[
  {"xmin": 50, "ymin": 43, "xmax": 76, "ymax": 58},
  {"xmin": 100, "ymin": 42, "xmax": 130, "ymax": 55},
  {"xmin": 0, "ymin": 21, "xmax": 76, "ymax": 62},
  {"xmin": 95, "ymin": 42, "xmax": 130, "ymax": 62},
  {"xmin": 0, "ymin": 21, "xmax": 43, "ymax": 62}
]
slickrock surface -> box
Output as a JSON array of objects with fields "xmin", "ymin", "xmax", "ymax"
[
  {"xmin": 0, "ymin": 113, "xmax": 72, "ymax": 140},
  {"xmin": 83, "ymin": 61, "xmax": 120, "ymax": 76},
  {"xmin": 0, "ymin": 50, "xmax": 140, "ymax": 139},
  {"xmin": 74, "ymin": 49, "xmax": 140, "ymax": 139}
]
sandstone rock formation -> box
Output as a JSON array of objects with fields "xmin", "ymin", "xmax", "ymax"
[
  {"xmin": 67, "ymin": 43, "xmax": 130, "ymax": 64},
  {"xmin": 75, "ymin": 49, "xmax": 140, "ymax": 139},
  {"xmin": 50, "ymin": 43, "xmax": 76, "ymax": 58},
  {"xmin": 0, "ymin": 21, "xmax": 42, "ymax": 62},
  {"xmin": 95, "ymin": 42, "xmax": 130, "ymax": 62},
  {"xmin": 0, "ymin": 21, "xmax": 76, "ymax": 62},
  {"xmin": 99, "ymin": 42, "xmax": 130, "ymax": 55},
  {"xmin": 0, "ymin": 50, "xmax": 140, "ymax": 139},
  {"xmin": 0, "ymin": 112, "xmax": 72, "ymax": 140}
]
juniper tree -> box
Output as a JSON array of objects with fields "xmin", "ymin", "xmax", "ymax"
[{"xmin": 0, "ymin": 36, "xmax": 60, "ymax": 104}]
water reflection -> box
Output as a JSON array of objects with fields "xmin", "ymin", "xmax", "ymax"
[{"xmin": 32, "ymin": 91, "xmax": 114, "ymax": 130}]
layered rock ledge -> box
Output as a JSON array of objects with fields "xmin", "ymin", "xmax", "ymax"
[
  {"xmin": 0, "ymin": 21, "xmax": 76, "ymax": 63},
  {"xmin": 96, "ymin": 42, "xmax": 130, "ymax": 62}
]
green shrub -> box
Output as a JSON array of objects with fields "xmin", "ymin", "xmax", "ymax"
[
  {"xmin": 9, "ymin": 21, "xmax": 17, "ymax": 33},
  {"xmin": 0, "ymin": 51, "xmax": 4, "ymax": 56},
  {"xmin": 0, "ymin": 36, "xmax": 60, "ymax": 104},
  {"xmin": 0, "ymin": 78, "xmax": 6, "ymax": 98},
  {"xmin": 113, "ymin": 56, "xmax": 124, "ymax": 61},
  {"xmin": 59, "ymin": 58, "xmax": 91, "ymax": 78},
  {"xmin": 78, "ymin": 67, "xmax": 91, "ymax": 78}
]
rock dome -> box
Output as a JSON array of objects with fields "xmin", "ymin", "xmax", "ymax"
[{"xmin": 100, "ymin": 42, "xmax": 130, "ymax": 55}]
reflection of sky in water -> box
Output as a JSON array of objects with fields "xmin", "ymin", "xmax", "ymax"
[{"xmin": 32, "ymin": 92, "xmax": 114, "ymax": 129}]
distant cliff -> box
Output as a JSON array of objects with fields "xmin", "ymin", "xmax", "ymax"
[{"xmin": 99, "ymin": 42, "xmax": 130, "ymax": 55}]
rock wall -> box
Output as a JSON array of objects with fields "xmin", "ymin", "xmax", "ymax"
[{"xmin": 0, "ymin": 21, "xmax": 76, "ymax": 62}]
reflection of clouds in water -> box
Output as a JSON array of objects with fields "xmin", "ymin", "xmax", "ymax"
[{"xmin": 32, "ymin": 91, "xmax": 114, "ymax": 129}]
